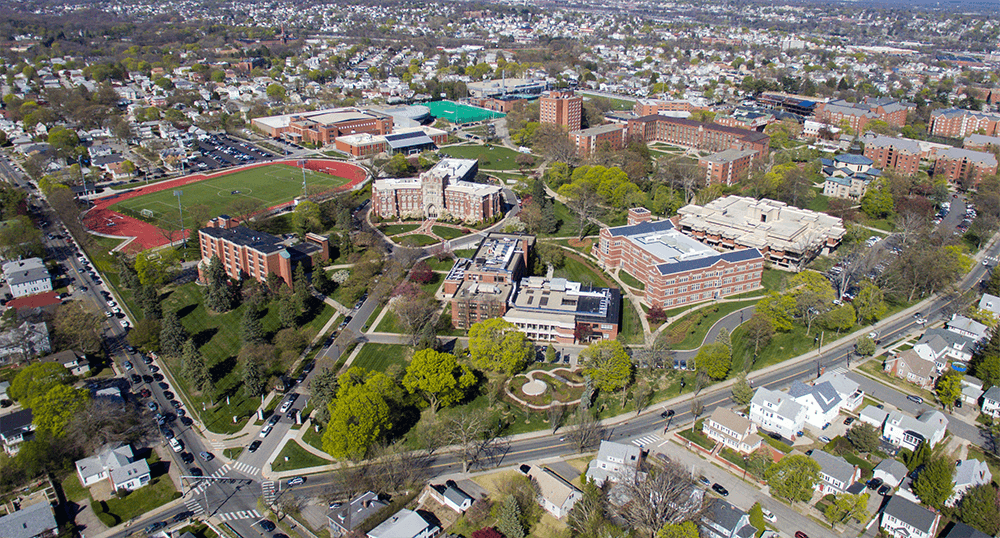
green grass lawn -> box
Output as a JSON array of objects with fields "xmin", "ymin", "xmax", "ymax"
[
  {"xmin": 619, "ymin": 302, "xmax": 644, "ymax": 345},
  {"xmin": 351, "ymin": 343, "xmax": 411, "ymax": 372},
  {"xmin": 301, "ymin": 424, "xmax": 326, "ymax": 453},
  {"xmin": 678, "ymin": 420, "xmax": 715, "ymax": 450},
  {"xmin": 618, "ymin": 269, "xmax": 645, "ymax": 290},
  {"xmin": 425, "ymin": 257, "xmax": 457, "ymax": 272},
  {"xmin": 374, "ymin": 307, "xmax": 402, "ymax": 333},
  {"xmin": 432, "ymin": 226, "xmax": 466, "ymax": 240},
  {"xmin": 112, "ymin": 164, "xmax": 350, "ymax": 231},
  {"xmin": 657, "ymin": 300, "xmax": 757, "ymax": 350},
  {"xmin": 552, "ymin": 254, "xmax": 612, "ymax": 288},
  {"xmin": 380, "ymin": 223, "xmax": 420, "ymax": 236},
  {"xmin": 60, "ymin": 472, "xmax": 89, "ymax": 503},
  {"xmin": 807, "ymin": 191, "xmax": 831, "ymax": 213},
  {"xmin": 577, "ymin": 91, "xmax": 635, "ymax": 111},
  {"xmin": 398, "ymin": 234, "xmax": 440, "ymax": 247},
  {"xmin": 856, "ymin": 358, "xmax": 937, "ymax": 402},
  {"xmin": 271, "ymin": 440, "xmax": 331, "ymax": 472},
  {"xmin": 91, "ymin": 461, "xmax": 180, "ymax": 526},
  {"xmin": 541, "ymin": 200, "xmax": 596, "ymax": 238},
  {"xmin": 418, "ymin": 273, "xmax": 443, "ymax": 296},
  {"xmin": 443, "ymin": 144, "xmax": 531, "ymax": 170}
]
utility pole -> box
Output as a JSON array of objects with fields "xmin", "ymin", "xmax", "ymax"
[
  {"xmin": 78, "ymin": 155, "xmax": 87, "ymax": 197},
  {"xmin": 298, "ymin": 159, "xmax": 307, "ymax": 197}
]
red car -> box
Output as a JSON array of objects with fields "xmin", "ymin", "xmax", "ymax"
[{"xmin": 138, "ymin": 389, "xmax": 151, "ymax": 398}]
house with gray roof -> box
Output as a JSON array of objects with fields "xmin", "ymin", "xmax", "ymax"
[
  {"xmin": 702, "ymin": 408, "xmax": 762, "ymax": 455},
  {"xmin": 366, "ymin": 509, "xmax": 439, "ymax": 538},
  {"xmin": 885, "ymin": 349, "xmax": 936, "ymax": 389},
  {"xmin": 884, "ymin": 410, "xmax": 948, "ymax": 451},
  {"xmin": 700, "ymin": 498, "xmax": 758, "ymax": 538},
  {"xmin": 948, "ymin": 459, "xmax": 991, "ymax": 507},
  {"xmin": 0, "ymin": 322, "xmax": 51, "ymax": 364},
  {"xmin": 814, "ymin": 371, "xmax": 864, "ymax": 411},
  {"xmin": 873, "ymin": 459, "xmax": 909, "ymax": 488},
  {"xmin": 810, "ymin": 450, "xmax": 860, "ymax": 495},
  {"xmin": 749, "ymin": 387, "xmax": 805, "ymax": 440},
  {"xmin": 75, "ymin": 444, "xmax": 150, "ymax": 492},
  {"xmin": 914, "ymin": 328, "xmax": 977, "ymax": 368},
  {"xmin": 328, "ymin": 492, "xmax": 389, "ymax": 537},
  {"xmin": 0, "ymin": 409, "xmax": 35, "ymax": 455},
  {"xmin": 788, "ymin": 380, "xmax": 842, "ymax": 429},
  {"xmin": 425, "ymin": 483, "xmax": 474, "ymax": 513},
  {"xmin": 942, "ymin": 522, "xmax": 992, "ymax": 538},
  {"xmin": 978, "ymin": 293, "xmax": 1000, "ymax": 317},
  {"xmin": 859, "ymin": 405, "xmax": 889, "ymax": 429},
  {"xmin": 982, "ymin": 386, "xmax": 1000, "ymax": 418},
  {"xmin": 527, "ymin": 465, "xmax": 583, "ymax": 519},
  {"xmin": 0, "ymin": 501, "xmax": 57, "ymax": 538},
  {"xmin": 586, "ymin": 440, "xmax": 643, "ymax": 486},
  {"xmin": 946, "ymin": 315, "xmax": 989, "ymax": 342},
  {"xmin": 881, "ymin": 495, "xmax": 940, "ymax": 538},
  {"xmin": 1, "ymin": 258, "xmax": 52, "ymax": 299}
]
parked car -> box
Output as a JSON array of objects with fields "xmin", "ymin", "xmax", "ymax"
[
  {"xmin": 172, "ymin": 511, "xmax": 193, "ymax": 523},
  {"xmin": 199, "ymin": 451, "xmax": 213, "ymax": 462},
  {"xmin": 878, "ymin": 484, "xmax": 891, "ymax": 496},
  {"xmin": 144, "ymin": 522, "xmax": 166, "ymax": 534},
  {"xmin": 818, "ymin": 436, "xmax": 832, "ymax": 444},
  {"xmin": 711, "ymin": 483, "xmax": 729, "ymax": 496},
  {"xmin": 795, "ymin": 532, "xmax": 809, "ymax": 538},
  {"xmin": 147, "ymin": 401, "xmax": 158, "ymax": 412},
  {"xmin": 123, "ymin": 361, "xmax": 133, "ymax": 371},
  {"xmin": 258, "ymin": 520, "xmax": 276, "ymax": 532},
  {"xmin": 698, "ymin": 476, "xmax": 711, "ymax": 487},
  {"xmin": 843, "ymin": 417, "xmax": 855, "ymax": 426},
  {"xmin": 761, "ymin": 508, "xmax": 776, "ymax": 523},
  {"xmin": 867, "ymin": 477, "xmax": 883, "ymax": 490},
  {"xmin": 907, "ymin": 395, "xmax": 924, "ymax": 404},
  {"xmin": 287, "ymin": 476, "xmax": 306, "ymax": 487}
]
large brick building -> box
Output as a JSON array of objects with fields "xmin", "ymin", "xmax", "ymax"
[
  {"xmin": 570, "ymin": 124, "xmax": 625, "ymax": 156},
  {"xmin": 932, "ymin": 147, "xmax": 998, "ymax": 186},
  {"xmin": 252, "ymin": 108, "xmax": 393, "ymax": 145},
  {"xmin": 964, "ymin": 134, "xmax": 1000, "ymax": 152},
  {"xmin": 862, "ymin": 134, "xmax": 922, "ymax": 176},
  {"xmin": 632, "ymin": 99, "xmax": 696, "ymax": 116},
  {"xmin": 334, "ymin": 126, "xmax": 448, "ymax": 157},
  {"xmin": 929, "ymin": 108, "xmax": 1000, "ymax": 138},
  {"xmin": 595, "ymin": 208, "xmax": 764, "ymax": 309},
  {"xmin": 698, "ymin": 149, "xmax": 757, "ymax": 186},
  {"xmin": 197, "ymin": 215, "xmax": 329, "ymax": 288},
  {"xmin": 625, "ymin": 116, "xmax": 770, "ymax": 160},
  {"xmin": 445, "ymin": 233, "xmax": 534, "ymax": 329},
  {"xmin": 714, "ymin": 109, "xmax": 773, "ymax": 131},
  {"xmin": 675, "ymin": 196, "xmax": 846, "ymax": 271},
  {"xmin": 540, "ymin": 90, "xmax": 583, "ymax": 131},
  {"xmin": 815, "ymin": 98, "xmax": 912, "ymax": 131},
  {"xmin": 503, "ymin": 277, "xmax": 621, "ymax": 344},
  {"xmin": 372, "ymin": 159, "xmax": 503, "ymax": 223}
]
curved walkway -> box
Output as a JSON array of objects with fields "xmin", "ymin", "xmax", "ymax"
[
  {"xmin": 504, "ymin": 368, "xmax": 584, "ymax": 410},
  {"xmin": 670, "ymin": 305, "xmax": 757, "ymax": 361}
]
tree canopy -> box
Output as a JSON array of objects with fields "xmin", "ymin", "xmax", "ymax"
[
  {"xmin": 765, "ymin": 454, "xmax": 821, "ymax": 502},
  {"xmin": 580, "ymin": 341, "xmax": 633, "ymax": 393},
  {"xmin": 467, "ymin": 318, "xmax": 533, "ymax": 374},
  {"xmin": 402, "ymin": 349, "xmax": 476, "ymax": 412}
]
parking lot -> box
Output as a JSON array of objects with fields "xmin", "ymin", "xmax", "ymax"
[{"xmin": 186, "ymin": 134, "xmax": 272, "ymax": 172}]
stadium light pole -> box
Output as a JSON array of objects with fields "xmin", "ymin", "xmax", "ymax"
[
  {"xmin": 174, "ymin": 190, "xmax": 185, "ymax": 247},
  {"xmin": 298, "ymin": 159, "xmax": 307, "ymax": 197}
]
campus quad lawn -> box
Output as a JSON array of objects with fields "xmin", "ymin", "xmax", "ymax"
[
  {"xmin": 350, "ymin": 343, "xmax": 411, "ymax": 372},
  {"xmin": 398, "ymin": 234, "xmax": 439, "ymax": 247},
  {"xmin": 380, "ymin": 223, "xmax": 420, "ymax": 236},
  {"xmin": 271, "ymin": 439, "xmax": 330, "ymax": 472},
  {"xmin": 432, "ymin": 226, "xmax": 465, "ymax": 240},
  {"xmin": 112, "ymin": 164, "xmax": 350, "ymax": 231},
  {"xmin": 443, "ymin": 145, "xmax": 530, "ymax": 171}
]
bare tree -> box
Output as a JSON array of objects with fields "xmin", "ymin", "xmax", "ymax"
[
  {"xmin": 446, "ymin": 410, "xmax": 503, "ymax": 473},
  {"xmin": 561, "ymin": 181, "xmax": 603, "ymax": 239},
  {"xmin": 547, "ymin": 404, "xmax": 566, "ymax": 433},
  {"xmin": 614, "ymin": 456, "xmax": 706, "ymax": 537},
  {"xmin": 690, "ymin": 399, "xmax": 704, "ymax": 433},
  {"xmin": 391, "ymin": 292, "xmax": 437, "ymax": 345},
  {"xmin": 66, "ymin": 399, "xmax": 155, "ymax": 453},
  {"xmin": 567, "ymin": 406, "xmax": 604, "ymax": 452}
]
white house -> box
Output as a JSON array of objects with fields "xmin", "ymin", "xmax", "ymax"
[
  {"xmin": 586, "ymin": 441, "xmax": 643, "ymax": 486},
  {"xmin": 366, "ymin": 509, "xmax": 439, "ymax": 538},
  {"xmin": 425, "ymin": 483, "xmax": 474, "ymax": 513},
  {"xmin": 810, "ymin": 450, "xmax": 861, "ymax": 495},
  {"xmin": 873, "ymin": 459, "xmax": 909, "ymax": 488},
  {"xmin": 978, "ymin": 293, "xmax": 1000, "ymax": 318},
  {"xmin": 982, "ymin": 386, "xmax": 1000, "ymax": 418},
  {"xmin": 749, "ymin": 387, "xmax": 805, "ymax": 440},
  {"xmin": 914, "ymin": 329, "xmax": 977, "ymax": 368},
  {"xmin": 947, "ymin": 315, "xmax": 989, "ymax": 342},
  {"xmin": 884, "ymin": 410, "xmax": 948, "ymax": 451},
  {"xmin": 526, "ymin": 465, "xmax": 583, "ymax": 519},
  {"xmin": 39, "ymin": 350, "xmax": 90, "ymax": 376},
  {"xmin": 1, "ymin": 258, "xmax": 52, "ymax": 299},
  {"xmin": 700, "ymin": 498, "xmax": 758, "ymax": 538},
  {"xmin": 788, "ymin": 380, "xmax": 842, "ymax": 429},
  {"xmin": 75, "ymin": 444, "xmax": 151, "ymax": 491},
  {"xmin": 702, "ymin": 408, "xmax": 763, "ymax": 454},
  {"xmin": 948, "ymin": 459, "xmax": 992, "ymax": 507},
  {"xmin": 880, "ymin": 495, "xmax": 940, "ymax": 538},
  {"xmin": 0, "ymin": 409, "xmax": 35, "ymax": 455},
  {"xmin": 859, "ymin": 405, "xmax": 889, "ymax": 429},
  {"xmin": 814, "ymin": 371, "xmax": 864, "ymax": 411}
]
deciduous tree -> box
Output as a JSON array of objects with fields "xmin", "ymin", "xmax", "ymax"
[
  {"xmin": 580, "ymin": 340, "xmax": 633, "ymax": 394},
  {"xmin": 824, "ymin": 492, "xmax": 870, "ymax": 529},
  {"xmin": 765, "ymin": 454, "xmax": 821, "ymax": 502},
  {"xmin": 854, "ymin": 281, "xmax": 887, "ymax": 324},
  {"xmin": 322, "ymin": 382, "xmax": 391, "ymax": 460},
  {"xmin": 33, "ymin": 384, "xmax": 89, "ymax": 437},
  {"xmin": 694, "ymin": 342, "xmax": 731, "ymax": 380},
  {"xmin": 615, "ymin": 456, "xmax": 705, "ymax": 534},
  {"xmin": 402, "ymin": 349, "xmax": 476, "ymax": 412},
  {"xmin": 9, "ymin": 363, "xmax": 69, "ymax": 404},
  {"xmin": 656, "ymin": 521, "xmax": 698, "ymax": 538},
  {"xmin": 936, "ymin": 370, "xmax": 963, "ymax": 410},
  {"xmin": 467, "ymin": 318, "xmax": 533, "ymax": 374},
  {"xmin": 755, "ymin": 292, "xmax": 795, "ymax": 332}
]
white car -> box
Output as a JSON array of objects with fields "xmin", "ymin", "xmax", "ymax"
[
  {"xmin": 259, "ymin": 425, "xmax": 273, "ymax": 438},
  {"xmin": 915, "ymin": 317, "xmax": 928, "ymax": 325},
  {"xmin": 169, "ymin": 437, "xmax": 184, "ymax": 452},
  {"xmin": 761, "ymin": 508, "xmax": 776, "ymax": 523}
]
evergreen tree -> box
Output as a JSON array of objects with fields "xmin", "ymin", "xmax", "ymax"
[
  {"xmin": 313, "ymin": 266, "xmax": 332, "ymax": 295},
  {"xmin": 241, "ymin": 308, "xmax": 265, "ymax": 346},
  {"xmin": 293, "ymin": 263, "xmax": 310, "ymax": 307},
  {"xmin": 716, "ymin": 326, "xmax": 732, "ymax": 351},
  {"xmin": 135, "ymin": 284, "xmax": 162, "ymax": 320},
  {"xmin": 182, "ymin": 339, "xmax": 211, "ymax": 391},
  {"xmin": 204, "ymin": 256, "xmax": 236, "ymax": 312},
  {"xmin": 242, "ymin": 351, "xmax": 266, "ymax": 397},
  {"xmin": 731, "ymin": 374, "xmax": 754, "ymax": 406},
  {"xmin": 278, "ymin": 294, "xmax": 298, "ymax": 328},
  {"xmin": 159, "ymin": 310, "xmax": 188, "ymax": 357},
  {"xmin": 496, "ymin": 495, "xmax": 524, "ymax": 538}
]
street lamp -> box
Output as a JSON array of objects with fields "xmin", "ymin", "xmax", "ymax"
[
  {"xmin": 174, "ymin": 190, "xmax": 185, "ymax": 247},
  {"xmin": 743, "ymin": 455, "xmax": 749, "ymax": 481}
]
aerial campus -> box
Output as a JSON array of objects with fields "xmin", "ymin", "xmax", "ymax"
[{"xmin": 3, "ymin": 2, "xmax": 1000, "ymax": 538}]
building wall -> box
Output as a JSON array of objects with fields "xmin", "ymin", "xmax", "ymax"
[
  {"xmin": 698, "ymin": 153, "xmax": 754, "ymax": 186},
  {"xmin": 864, "ymin": 145, "xmax": 921, "ymax": 176},
  {"xmin": 572, "ymin": 125, "xmax": 625, "ymax": 156},
  {"xmin": 540, "ymin": 91, "xmax": 583, "ymax": 131},
  {"xmin": 933, "ymin": 155, "xmax": 998, "ymax": 186},
  {"xmin": 625, "ymin": 117, "xmax": 770, "ymax": 159},
  {"xmin": 335, "ymin": 138, "xmax": 386, "ymax": 157},
  {"xmin": 930, "ymin": 112, "xmax": 1000, "ymax": 138},
  {"xmin": 10, "ymin": 278, "xmax": 53, "ymax": 298}
]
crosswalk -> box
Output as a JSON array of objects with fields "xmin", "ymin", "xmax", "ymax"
[
  {"xmin": 184, "ymin": 498, "xmax": 205, "ymax": 516},
  {"xmin": 632, "ymin": 434, "xmax": 660, "ymax": 447},
  {"xmin": 190, "ymin": 464, "xmax": 232, "ymax": 495},
  {"xmin": 216, "ymin": 510, "xmax": 261, "ymax": 522},
  {"xmin": 262, "ymin": 481, "xmax": 276, "ymax": 504},
  {"xmin": 232, "ymin": 461, "xmax": 260, "ymax": 476},
  {"xmin": 210, "ymin": 441, "xmax": 226, "ymax": 451}
]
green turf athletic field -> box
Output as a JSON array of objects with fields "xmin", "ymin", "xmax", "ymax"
[
  {"xmin": 426, "ymin": 100, "xmax": 505, "ymax": 123},
  {"xmin": 112, "ymin": 164, "xmax": 348, "ymax": 230}
]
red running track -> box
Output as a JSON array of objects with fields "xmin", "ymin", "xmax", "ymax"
[{"xmin": 82, "ymin": 160, "xmax": 367, "ymax": 253}]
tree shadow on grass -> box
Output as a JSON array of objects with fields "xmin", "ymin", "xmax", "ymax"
[
  {"xmin": 192, "ymin": 327, "xmax": 218, "ymax": 347},
  {"xmin": 176, "ymin": 303, "xmax": 198, "ymax": 319},
  {"xmin": 209, "ymin": 356, "xmax": 237, "ymax": 384}
]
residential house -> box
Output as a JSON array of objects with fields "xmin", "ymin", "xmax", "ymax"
[
  {"xmin": 982, "ymin": 386, "xmax": 1000, "ymax": 418},
  {"xmin": 328, "ymin": 492, "xmax": 389, "ymax": 537},
  {"xmin": 0, "ymin": 381, "xmax": 9, "ymax": 401},
  {"xmin": 961, "ymin": 376, "xmax": 984, "ymax": 406},
  {"xmin": 947, "ymin": 315, "xmax": 990, "ymax": 342},
  {"xmin": 702, "ymin": 408, "xmax": 763, "ymax": 454},
  {"xmin": 700, "ymin": 498, "xmax": 758, "ymax": 538},
  {"xmin": 0, "ymin": 409, "xmax": 34, "ymax": 455},
  {"xmin": 585, "ymin": 441, "xmax": 643, "ymax": 486},
  {"xmin": 810, "ymin": 450, "xmax": 861, "ymax": 495},
  {"xmin": 2, "ymin": 258, "xmax": 52, "ymax": 299},
  {"xmin": 39, "ymin": 350, "xmax": 90, "ymax": 376},
  {"xmin": 880, "ymin": 495, "xmax": 941, "ymax": 538},
  {"xmin": 366, "ymin": 509, "xmax": 439, "ymax": 538},
  {"xmin": 749, "ymin": 387, "xmax": 805, "ymax": 440},
  {"xmin": 947, "ymin": 459, "xmax": 992, "ymax": 507},
  {"xmin": 884, "ymin": 349, "xmax": 936, "ymax": 389},
  {"xmin": 873, "ymin": 459, "xmax": 909, "ymax": 488},
  {"xmin": 978, "ymin": 293, "xmax": 1000, "ymax": 318},
  {"xmin": 75, "ymin": 444, "xmax": 151, "ymax": 491},
  {"xmin": 787, "ymin": 380, "xmax": 842, "ymax": 429},
  {"xmin": 859, "ymin": 405, "xmax": 889, "ymax": 429},
  {"xmin": 0, "ymin": 322, "xmax": 51, "ymax": 364},
  {"xmin": 526, "ymin": 465, "xmax": 583, "ymax": 519},
  {"xmin": 814, "ymin": 371, "xmax": 865, "ymax": 411},
  {"xmin": 941, "ymin": 522, "xmax": 992, "ymax": 538},
  {"xmin": 0, "ymin": 501, "xmax": 57, "ymax": 538},
  {"xmin": 426, "ymin": 483, "xmax": 474, "ymax": 513},
  {"xmin": 914, "ymin": 328, "xmax": 977, "ymax": 368},
  {"xmin": 883, "ymin": 410, "xmax": 949, "ymax": 451}
]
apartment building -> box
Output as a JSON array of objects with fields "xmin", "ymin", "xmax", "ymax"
[
  {"xmin": 445, "ymin": 233, "xmax": 534, "ymax": 329},
  {"xmin": 815, "ymin": 97, "xmax": 912, "ymax": 130},
  {"xmin": 675, "ymin": 196, "xmax": 846, "ymax": 271},
  {"xmin": 626, "ymin": 115, "xmax": 770, "ymax": 158},
  {"xmin": 862, "ymin": 134, "xmax": 922, "ymax": 175},
  {"xmin": 749, "ymin": 387, "xmax": 806, "ymax": 440},
  {"xmin": 570, "ymin": 123, "xmax": 625, "ymax": 156},
  {"xmin": 930, "ymin": 108, "xmax": 1000, "ymax": 138},
  {"xmin": 252, "ymin": 107, "xmax": 393, "ymax": 145},
  {"xmin": 197, "ymin": 215, "xmax": 329, "ymax": 289},
  {"xmin": 540, "ymin": 90, "xmax": 583, "ymax": 131},
  {"xmin": 932, "ymin": 147, "xmax": 998, "ymax": 186},
  {"xmin": 697, "ymin": 149, "xmax": 757, "ymax": 186},
  {"xmin": 595, "ymin": 208, "xmax": 764, "ymax": 309},
  {"xmin": 632, "ymin": 99, "xmax": 696, "ymax": 116},
  {"xmin": 964, "ymin": 133, "xmax": 1000, "ymax": 152},
  {"xmin": 502, "ymin": 277, "xmax": 621, "ymax": 344},
  {"xmin": 821, "ymin": 153, "xmax": 882, "ymax": 200},
  {"xmin": 371, "ymin": 159, "xmax": 503, "ymax": 222}
]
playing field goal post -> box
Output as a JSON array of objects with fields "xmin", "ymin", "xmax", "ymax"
[{"xmin": 140, "ymin": 208, "xmax": 155, "ymax": 218}]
